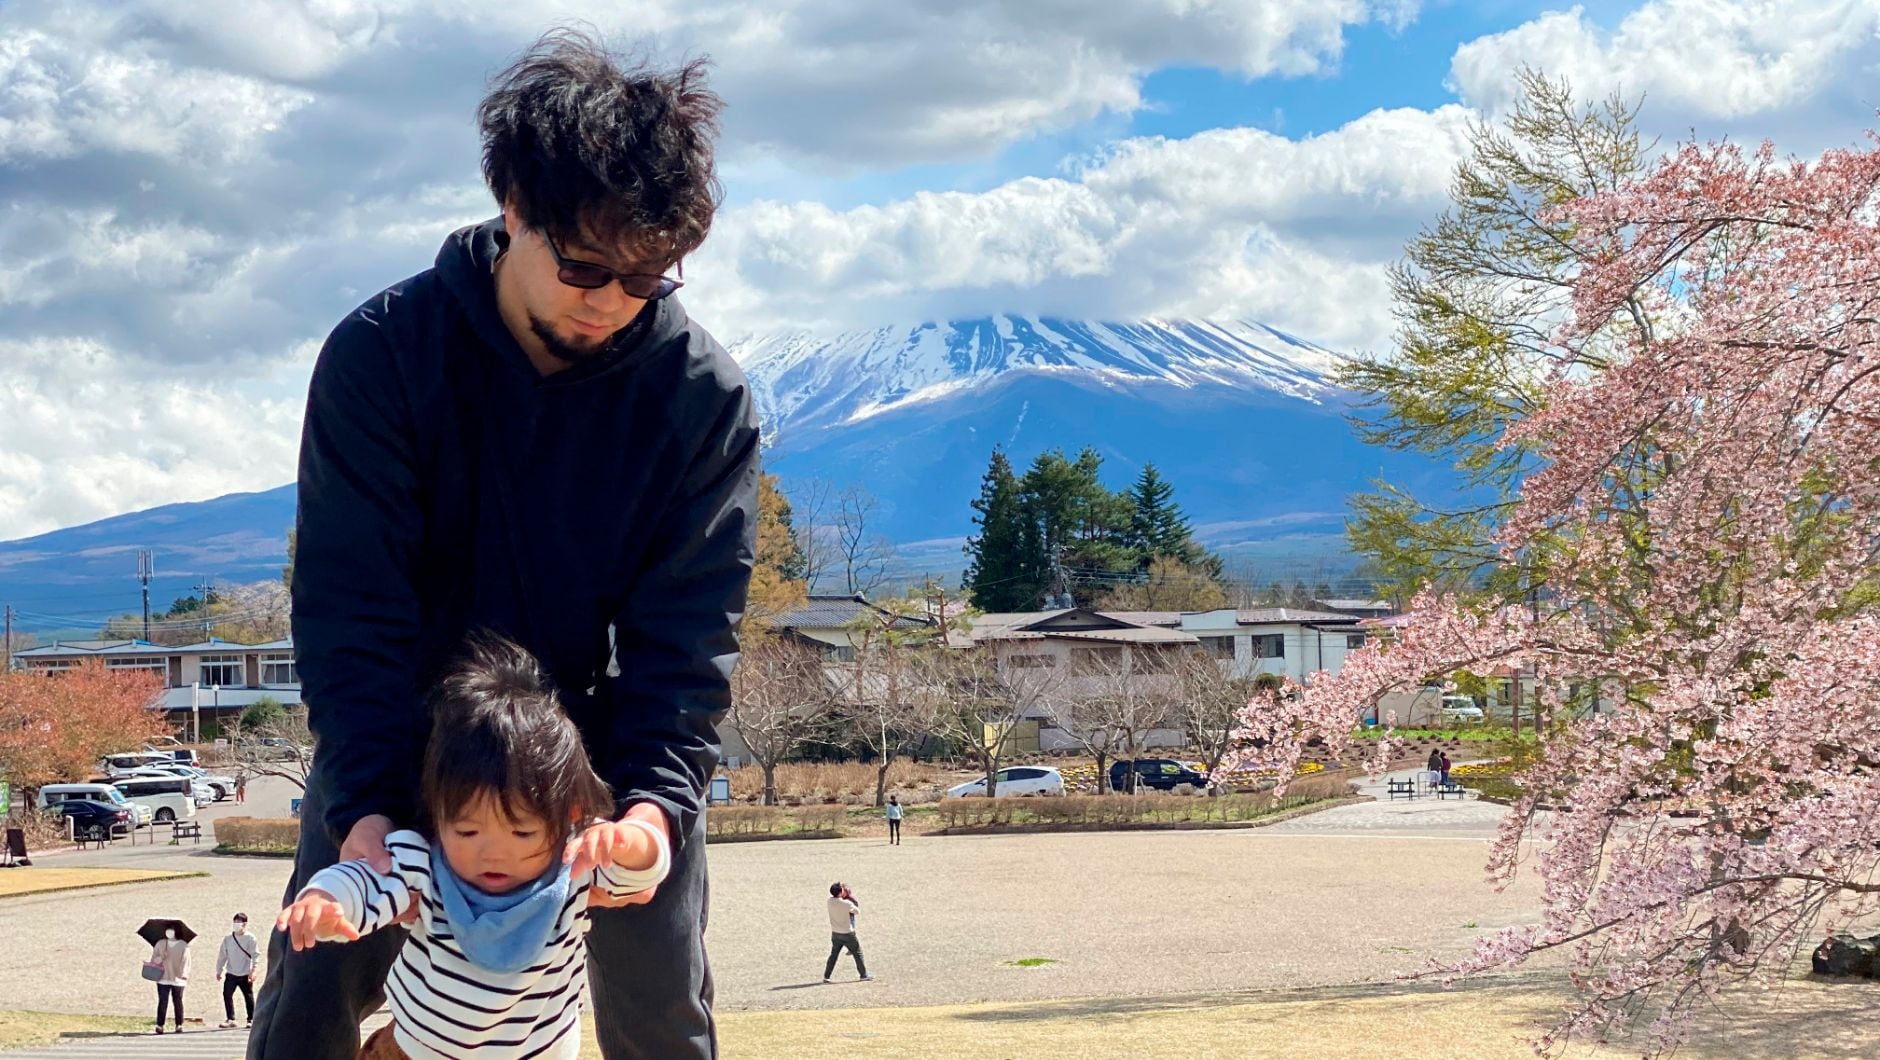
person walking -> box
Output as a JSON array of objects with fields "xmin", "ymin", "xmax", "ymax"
[
  {"xmin": 249, "ymin": 31, "xmax": 756, "ymax": 1060},
  {"xmin": 885, "ymin": 795, "xmax": 903, "ymax": 845},
  {"xmin": 824, "ymin": 883, "xmax": 871, "ymax": 983},
  {"xmin": 236, "ymin": 774, "xmax": 248, "ymax": 805},
  {"xmin": 217, "ymin": 913, "xmax": 261, "ymax": 1028},
  {"xmin": 1439, "ymin": 751, "xmax": 1452, "ymax": 788},
  {"xmin": 150, "ymin": 928, "xmax": 189, "ymax": 1034}
]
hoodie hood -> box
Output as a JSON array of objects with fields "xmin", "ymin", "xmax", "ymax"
[{"xmin": 434, "ymin": 216, "xmax": 685, "ymax": 385}]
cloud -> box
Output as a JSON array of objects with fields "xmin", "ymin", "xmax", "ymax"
[
  {"xmin": 691, "ymin": 106, "xmax": 1477, "ymax": 350},
  {"xmin": 0, "ymin": 336, "xmax": 307, "ymax": 539},
  {"xmin": 1449, "ymin": 1, "xmax": 1880, "ymax": 149}
]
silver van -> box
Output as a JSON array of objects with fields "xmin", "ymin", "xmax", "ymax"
[{"xmin": 111, "ymin": 776, "xmax": 198, "ymax": 824}]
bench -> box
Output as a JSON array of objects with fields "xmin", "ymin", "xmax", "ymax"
[
  {"xmin": 1386, "ymin": 779, "xmax": 1417, "ymax": 800},
  {"xmin": 1436, "ymin": 782, "xmax": 1468, "ymax": 800},
  {"xmin": 172, "ymin": 821, "xmax": 204, "ymax": 844},
  {"xmin": 74, "ymin": 824, "xmax": 113, "ymax": 850}
]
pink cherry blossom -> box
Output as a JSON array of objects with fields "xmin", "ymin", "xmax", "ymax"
[{"xmin": 1224, "ymin": 132, "xmax": 1880, "ymax": 1054}]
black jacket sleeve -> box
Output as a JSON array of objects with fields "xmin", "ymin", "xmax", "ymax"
[
  {"xmin": 598, "ymin": 377, "xmax": 760, "ymax": 849},
  {"xmin": 291, "ymin": 314, "xmax": 428, "ymax": 846}
]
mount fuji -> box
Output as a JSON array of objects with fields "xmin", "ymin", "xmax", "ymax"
[{"xmin": 730, "ymin": 314, "xmax": 1452, "ymax": 575}]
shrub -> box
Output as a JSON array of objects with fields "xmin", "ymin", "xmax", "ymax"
[
  {"xmin": 706, "ymin": 806, "xmax": 780, "ymax": 837},
  {"xmin": 937, "ymin": 777, "xmax": 1355, "ymax": 832},
  {"xmin": 215, "ymin": 816, "xmax": 300, "ymax": 853},
  {"xmin": 791, "ymin": 806, "xmax": 846, "ymax": 835}
]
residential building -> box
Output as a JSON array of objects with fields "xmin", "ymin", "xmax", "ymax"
[{"xmin": 10, "ymin": 637, "xmax": 301, "ymax": 737}]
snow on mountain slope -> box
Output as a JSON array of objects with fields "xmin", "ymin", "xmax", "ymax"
[{"xmin": 727, "ymin": 315, "xmax": 1346, "ymax": 437}]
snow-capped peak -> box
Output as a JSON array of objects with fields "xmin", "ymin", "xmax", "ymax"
[{"xmin": 726, "ymin": 315, "xmax": 1346, "ymax": 435}]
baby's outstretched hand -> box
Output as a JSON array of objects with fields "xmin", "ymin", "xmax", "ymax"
[
  {"xmin": 277, "ymin": 890, "xmax": 359, "ymax": 951},
  {"xmin": 564, "ymin": 818, "xmax": 657, "ymax": 881}
]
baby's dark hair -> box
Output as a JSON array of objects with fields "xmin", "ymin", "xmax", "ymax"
[{"xmin": 422, "ymin": 634, "xmax": 612, "ymax": 842}]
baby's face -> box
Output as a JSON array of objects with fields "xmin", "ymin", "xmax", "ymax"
[{"xmin": 439, "ymin": 791, "xmax": 557, "ymax": 894}]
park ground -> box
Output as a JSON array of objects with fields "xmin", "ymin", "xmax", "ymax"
[{"xmin": 1, "ymin": 774, "xmax": 1873, "ymax": 1057}]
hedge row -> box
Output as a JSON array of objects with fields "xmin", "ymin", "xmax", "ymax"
[
  {"xmin": 705, "ymin": 805, "xmax": 845, "ymax": 838},
  {"xmin": 938, "ymin": 776, "xmax": 1354, "ymax": 830},
  {"xmin": 216, "ymin": 816, "xmax": 299, "ymax": 852}
]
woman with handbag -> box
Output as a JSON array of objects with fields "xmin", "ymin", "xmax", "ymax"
[{"xmin": 145, "ymin": 927, "xmax": 189, "ymax": 1033}]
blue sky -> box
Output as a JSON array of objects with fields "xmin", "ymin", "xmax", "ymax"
[{"xmin": 3, "ymin": 0, "xmax": 1879, "ymax": 539}]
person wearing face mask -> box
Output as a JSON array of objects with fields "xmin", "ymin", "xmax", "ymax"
[
  {"xmin": 150, "ymin": 927, "xmax": 190, "ymax": 1034},
  {"xmin": 218, "ymin": 913, "xmax": 261, "ymax": 1028}
]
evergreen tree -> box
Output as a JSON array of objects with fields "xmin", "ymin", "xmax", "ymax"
[
  {"xmin": 1019, "ymin": 448, "xmax": 1135, "ymax": 602},
  {"xmin": 1125, "ymin": 462, "xmax": 1197, "ymax": 566},
  {"xmin": 964, "ymin": 448, "xmax": 1042, "ymax": 611}
]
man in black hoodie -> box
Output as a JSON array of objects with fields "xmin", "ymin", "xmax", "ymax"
[{"xmin": 248, "ymin": 32, "xmax": 756, "ymax": 1060}]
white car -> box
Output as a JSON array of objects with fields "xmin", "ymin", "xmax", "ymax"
[
  {"xmin": 1438, "ymin": 696, "xmax": 1485, "ymax": 724},
  {"xmin": 947, "ymin": 765, "xmax": 1065, "ymax": 798},
  {"xmin": 116, "ymin": 767, "xmax": 217, "ymax": 806}
]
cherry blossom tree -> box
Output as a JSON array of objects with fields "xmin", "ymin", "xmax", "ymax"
[{"xmin": 1225, "ymin": 132, "xmax": 1880, "ymax": 1052}]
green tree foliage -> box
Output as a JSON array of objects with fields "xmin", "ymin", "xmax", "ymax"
[
  {"xmin": 965, "ymin": 447, "xmax": 1220, "ymax": 610},
  {"xmin": 1344, "ymin": 70, "xmax": 1649, "ymax": 605},
  {"xmin": 963, "ymin": 448, "xmax": 1041, "ymax": 612}
]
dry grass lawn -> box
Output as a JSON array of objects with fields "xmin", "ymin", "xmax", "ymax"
[
  {"xmin": 0, "ymin": 1010, "xmax": 150, "ymax": 1050},
  {"xmin": 0, "ymin": 866, "xmax": 200, "ymax": 898},
  {"xmin": 671, "ymin": 977, "xmax": 1875, "ymax": 1059}
]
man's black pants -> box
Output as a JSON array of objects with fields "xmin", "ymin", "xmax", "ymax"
[
  {"xmin": 247, "ymin": 772, "xmax": 717, "ymax": 1059},
  {"xmin": 825, "ymin": 932, "xmax": 867, "ymax": 979},
  {"xmin": 224, "ymin": 973, "xmax": 255, "ymax": 1021}
]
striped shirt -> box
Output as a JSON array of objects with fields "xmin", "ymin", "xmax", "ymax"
[{"xmin": 302, "ymin": 828, "xmax": 666, "ymax": 1060}]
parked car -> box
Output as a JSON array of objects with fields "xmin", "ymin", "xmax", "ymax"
[
  {"xmin": 1108, "ymin": 758, "xmax": 1209, "ymax": 793},
  {"xmin": 114, "ymin": 767, "xmax": 217, "ymax": 805},
  {"xmin": 100, "ymin": 751, "xmax": 180, "ymax": 777},
  {"xmin": 947, "ymin": 765, "xmax": 1065, "ymax": 798},
  {"xmin": 53, "ymin": 798, "xmax": 133, "ymax": 835},
  {"xmin": 136, "ymin": 763, "xmax": 237, "ymax": 801},
  {"xmin": 111, "ymin": 776, "xmax": 198, "ymax": 823},
  {"xmin": 237, "ymin": 736, "xmax": 305, "ymax": 762},
  {"xmin": 1438, "ymin": 696, "xmax": 1485, "ymax": 724},
  {"xmin": 164, "ymin": 748, "xmax": 202, "ymax": 767}
]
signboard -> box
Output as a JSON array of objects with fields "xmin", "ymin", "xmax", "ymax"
[{"xmin": 707, "ymin": 775, "xmax": 732, "ymax": 806}]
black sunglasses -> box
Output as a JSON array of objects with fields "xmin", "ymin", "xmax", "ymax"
[{"xmin": 543, "ymin": 234, "xmax": 684, "ymax": 300}]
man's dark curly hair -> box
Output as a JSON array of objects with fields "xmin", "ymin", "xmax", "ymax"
[{"xmin": 478, "ymin": 29, "xmax": 724, "ymax": 267}]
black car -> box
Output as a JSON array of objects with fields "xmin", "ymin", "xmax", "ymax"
[
  {"xmin": 1109, "ymin": 758, "xmax": 1209, "ymax": 792},
  {"xmin": 55, "ymin": 799, "xmax": 133, "ymax": 835}
]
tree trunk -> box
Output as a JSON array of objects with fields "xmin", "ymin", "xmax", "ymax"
[
  {"xmin": 874, "ymin": 755, "xmax": 891, "ymax": 808},
  {"xmin": 1095, "ymin": 752, "xmax": 1110, "ymax": 794},
  {"xmin": 762, "ymin": 762, "xmax": 778, "ymax": 806}
]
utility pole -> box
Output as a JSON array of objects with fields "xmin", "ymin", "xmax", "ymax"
[
  {"xmin": 193, "ymin": 578, "xmax": 216, "ymax": 639},
  {"xmin": 137, "ymin": 550, "xmax": 155, "ymax": 641},
  {"xmin": 4, "ymin": 604, "xmax": 12, "ymax": 672}
]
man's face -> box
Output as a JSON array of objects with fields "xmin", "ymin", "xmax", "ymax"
[{"xmin": 499, "ymin": 203, "xmax": 657, "ymax": 366}]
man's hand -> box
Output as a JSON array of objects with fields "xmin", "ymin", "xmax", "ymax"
[
  {"xmin": 340, "ymin": 814, "xmax": 396, "ymax": 874},
  {"xmin": 585, "ymin": 802, "xmax": 671, "ymax": 910},
  {"xmin": 276, "ymin": 890, "xmax": 358, "ymax": 951}
]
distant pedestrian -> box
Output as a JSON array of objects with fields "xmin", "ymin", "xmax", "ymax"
[
  {"xmin": 1426, "ymin": 749, "xmax": 1441, "ymax": 774},
  {"xmin": 885, "ymin": 796, "xmax": 903, "ymax": 845},
  {"xmin": 823, "ymin": 883, "xmax": 871, "ymax": 983},
  {"xmin": 235, "ymin": 774, "xmax": 248, "ymax": 804},
  {"xmin": 148, "ymin": 927, "xmax": 190, "ymax": 1034},
  {"xmin": 1439, "ymin": 751, "xmax": 1452, "ymax": 787},
  {"xmin": 216, "ymin": 913, "xmax": 260, "ymax": 1028}
]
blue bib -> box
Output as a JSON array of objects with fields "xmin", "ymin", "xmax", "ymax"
[{"xmin": 429, "ymin": 847, "xmax": 571, "ymax": 974}]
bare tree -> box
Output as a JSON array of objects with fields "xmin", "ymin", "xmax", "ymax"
[
  {"xmin": 226, "ymin": 708, "xmax": 315, "ymax": 792},
  {"xmin": 928, "ymin": 645, "xmax": 1060, "ymax": 797},
  {"xmin": 1046, "ymin": 644, "xmax": 1181, "ymax": 793},
  {"xmin": 1169, "ymin": 649, "xmax": 1260, "ymax": 791},
  {"xmin": 838, "ymin": 582, "xmax": 969, "ymax": 806},
  {"xmin": 834, "ymin": 485, "xmax": 896, "ymax": 596},
  {"xmin": 784, "ymin": 478, "xmax": 837, "ymax": 591},
  {"xmin": 728, "ymin": 631, "xmax": 837, "ymax": 805}
]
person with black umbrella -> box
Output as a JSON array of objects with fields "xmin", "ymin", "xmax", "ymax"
[{"xmin": 138, "ymin": 918, "xmax": 194, "ymax": 1034}]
